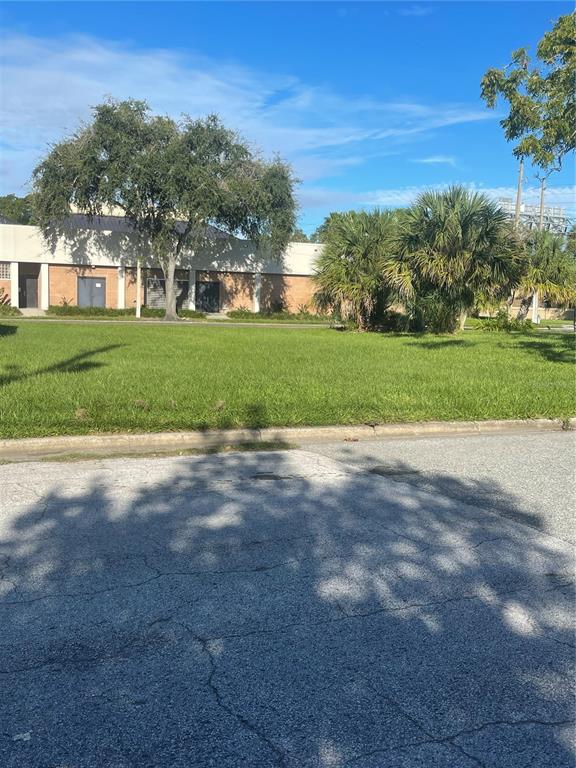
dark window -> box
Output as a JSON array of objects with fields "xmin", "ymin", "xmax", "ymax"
[
  {"xmin": 196, "ymin": 281, "xmax": 220, "ymax": 313},
  {"xmin": 145, "ymin": 277, "xmax": 189, "ymax": 309}
]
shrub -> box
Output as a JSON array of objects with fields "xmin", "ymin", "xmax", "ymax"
[
  {"xmin": 227, "ymin": 306, "xmax": 254, "ymax": 318},
  {"xmin": 479, "ymin": 307, "xmax": 534, "ymax": 334},
  {"xmin": 378, "ymin": 310, "xmax": 410, "ymax": 332},
  {"xmin": 47, "ymin": 305, "xmax": 134, "ymax": 317},
  {"xmin": 47, "ymin": 305, "xmax": 205, "ymax": 319},
  {"xmin": 179, "ymin": 309, "xmax": 206, "ymax": 319},
  {"xmin": 226, "ymin": 308, "xmax": 329, "ymax": 323},
  {"xmin": 0, "ymin": 287, "xmax": 21, "ymax": 316},
  {"xmin": 0, "ymin": 304, "xmax": 22, "ymax": 316}
]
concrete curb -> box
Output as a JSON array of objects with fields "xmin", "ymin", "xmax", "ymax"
[{"xmin": 0, "ymin": 418, "xmax": 572, "ymax": 461}]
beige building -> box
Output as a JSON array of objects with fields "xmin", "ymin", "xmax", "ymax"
[{"xmin": 0, "ymin": 217, "xmax": 322, "ymax": 313}]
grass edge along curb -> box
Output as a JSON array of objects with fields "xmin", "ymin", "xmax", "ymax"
[{"xmin": 0, "ymin": 418, "xmax": 571, "ymax": 462}]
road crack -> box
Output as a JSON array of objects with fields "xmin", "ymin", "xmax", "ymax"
[{"xmin": 177, "ymin": 621, "xmax": 288, "ymax": 767}]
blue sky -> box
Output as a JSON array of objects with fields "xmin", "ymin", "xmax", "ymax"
[{"xmin": 1, "ymin": 1, "xmax": 574, "ymax": 233}]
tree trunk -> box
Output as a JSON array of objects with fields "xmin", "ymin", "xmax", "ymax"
[
  {"xmin": 356, "ymin": 306, "xmax": 369, "ymax": 332},
  {"xmin": 531, "ymin": 290, "xmax": 539, "ymax": 324},
  {"xmin": 517, "ymin": 295, "xmax": 533, "ymax": 320},
  {"xmin": 135, "ymin": 260, "xmax": 142, "ymax": 319},
  {"xmin": 458, "ymin": 310, "xmax": 467, "ymax": 332},
  {"xmin": 163, "ymin": 255, "xmax": 179, "ymax": 321}
]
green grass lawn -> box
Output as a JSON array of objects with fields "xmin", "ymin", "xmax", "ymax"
[{"xmin": 0, "ymin": 320, "xmax": 574, "ymax": 439}]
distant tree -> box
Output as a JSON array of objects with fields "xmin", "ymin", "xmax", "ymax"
[
  {"xmin": 313, "ymin": 210, "xmax": 398, "ymax": 330},
  {"xmin": 33, "ymin": 100, "xmax": 297, "ymax": 320},
  {"xmin": 393, "ymin": 187, "xmax": 523, "ymax": 332},
  {"xmin": 309, "ymin": 213, "xmax": 347, "ymax": 244},
  {"xmin": 0, "ymin": 194, "xmax": 36, "ymax": 225},
  {"xmin": 516, "ymin": 231, "xmax": 576, "ymax": 319},
  {"xmin": 481, "ymin": 13, "xmax": 576, "ymax": 224},
  {"xmin": 291, "ymin": 227, "xmax": 310, "ymax": 242}
]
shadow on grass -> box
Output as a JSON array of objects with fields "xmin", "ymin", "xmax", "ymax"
[
  {"xmin": 0, "ymin": 344, "xmax": 124, "ymax": 387},
  {"xmin": 408, "ymin": 338, "xmax": 475, "ymax": 350},
  {"xmin": 0, "ymin": 323, "xmax": 17, "ymax": 338},
  {"xmin": 0, "ymin": 449, "xmax": 573, "ymax": 767},
  {"xmin": 515, "ymin": 333, "xmax": 575, "ymax": 364}
]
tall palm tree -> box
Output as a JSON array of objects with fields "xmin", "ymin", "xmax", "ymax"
[
  {"xmin": 313, "ymin": 210, "xmax": 398, "ymax": 330},
  {"xmin": 516, "ymin": 230, "xmax": 576, "ymax": 320},
  {"xmin": 394, "ymin": 186, "xmax": 523, "ymax": 331}
]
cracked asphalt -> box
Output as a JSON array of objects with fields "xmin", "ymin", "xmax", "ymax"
[{"xmin": 0, "ymin": 433, "xmax": 574, "ymax": 767}]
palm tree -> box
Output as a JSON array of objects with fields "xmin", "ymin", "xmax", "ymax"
[
  {"xmin": 516, "ymin": 230, "xmax": 576, "ymax": 321},
  {"xmin": 395, "ymin": 186, "xmax": 523, "ymax": 331},
  {"xmin": 313, "ymin": 210, "xmax": 398, "ymax": 330}
]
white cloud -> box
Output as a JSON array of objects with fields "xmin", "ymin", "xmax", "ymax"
[
  {"xmin": 411, "ymin": 155, "xmax": 457, "ymax": 166},
  {"xmin": 299, "ymin": 182, "xmax": 575, "ymax": 217},
  {"xmin": 365, "ymin": 183, "xmax": 576, "ymax": 212},
  {"xmin": 398, "ymin": 5, "xmax": 434, "ymax": 17},
  {"xmin": 0, "ymin": 32, "xmax": 496, "ymax": 193}
]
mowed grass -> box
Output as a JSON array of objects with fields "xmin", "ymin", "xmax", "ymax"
[{"xmin": 0, "ymin": 320, "xmax": 574, "ymax": 438}]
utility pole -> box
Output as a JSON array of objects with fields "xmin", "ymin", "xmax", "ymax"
[
  {"xmin": 538, "ymin": 176, "xmax": 546, "ymax": 231},
  {"xmin": 514, "ymin": 157, "xmax": 524, "ymax": 229},
  {"xmin": 135, "ymin": 260, "xmax": 142, "ymax": 319},
  {"xmin": 531, "ymin": 174, "xmax": 553, "ymax": 324}
]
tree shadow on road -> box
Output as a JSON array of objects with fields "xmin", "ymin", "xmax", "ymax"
[{"xmin": 0, "ymin": 450, "xmax": 573, "ymax": 767}]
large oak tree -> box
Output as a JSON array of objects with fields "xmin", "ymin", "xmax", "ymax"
[{"xmin": 33, "ymin": 100, "xmax": 297, "ymax": 319}]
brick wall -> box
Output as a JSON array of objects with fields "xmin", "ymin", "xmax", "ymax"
[
  {"xmin": 0, "ymin": 279, "xmax": 11, "ymax": 303},
  {"xmin": 197, "ymin": 270, "xmax": 254, "ymax": 311},
  {"xmin": 37, "ymin": 264, "xmax": 316, "ymax": 313},
  {"xmin": 49, "ymin": 265, "xmax": 119, "ymax": 308},
  {"xmin": 261, "ymin": 274, "xmax": 315, "ymax": 313}
]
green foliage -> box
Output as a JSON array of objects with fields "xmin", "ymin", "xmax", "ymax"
[
  {"xmin": 0, "ymin": 194, "xmax": 37, "ymax": 225},
  {"xmin": 0, "ymin": 288, "xmax": 21, "ymax": 315},
  {"xmin": 309, "ymin": 212, "xmax": 347, "ymax": 244},
  {"xmin": 520, "ymin": 230, "xmax": 576, "ymax": 306},
  {"xmin": 291, "ymin": 228, "xmax": 310, "ymax": 242},
  {"xmin": 478, "ymin": 307, "xmax": 534, "ymax": 334},
  {"xmin": 377, "ymin": 310, "xmax": 411, "ymax": 333},
  {"xmin": 226, "ymin": 307, "xmax": 253, "ymax": 318},
  {"xmin": 313, "ymin": 209, "xmax": 399, "ymax": 330},
  {"xmin": 48, "ymin": 305, "xmax": 134, "ymax": 317},
  {"xmin": 46, "ymin": 305, "xmax": 206, "ymax": 319},
  {"xmin": 33, "ymin": 100, "xmax": 297, "ymax": 320},
  {"xmin": 226, "ymin": 308, "xmax": 328, "ymax": 323},
  {"xmin": 481, "ymin": 13, "xmax": 575, "ymax": 170},
  {"xmin": 394, "ymin": 187, "xmax": 523, "ymax": 332},
  {"xmin": 312, "ymin": 189, "xmax": 524, "ymax": 334}
]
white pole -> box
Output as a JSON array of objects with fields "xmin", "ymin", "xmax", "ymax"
[
  {"xmin": 538, "ymin": 177, "xmax": 546, "ymax": 231},
  {"xmin": 253, "ymin": 272, "xmax": 262, "ymax": 313},
  {"xmin": 40, "ymin": 263, "xmax": 50, "ymax": 310},
  {"xmin": 514, "ymin": 158, "xmax": 524, "ymax": 230},
  {"xmin": 188, "ymin": 269, "xmax": 196, "ymax": 311},
  {"xmin": 10, "ymin": 262, "xmax": 19, "ymax": 309},
  {"xmin": 531, "ymin": 290, "xmax": 539, "ymax": 324},
  {"xmin": 135, "ymin": 261, "xmax": 142, "ymax": 318}
]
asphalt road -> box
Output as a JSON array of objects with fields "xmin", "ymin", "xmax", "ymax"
[
  {"xmin": 307, "ymin": 431, "xmax": 576, "ymax": 543},
  {"xmin": 1, "ymin": 433, "xmax": 574, "ymax": 767}
]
